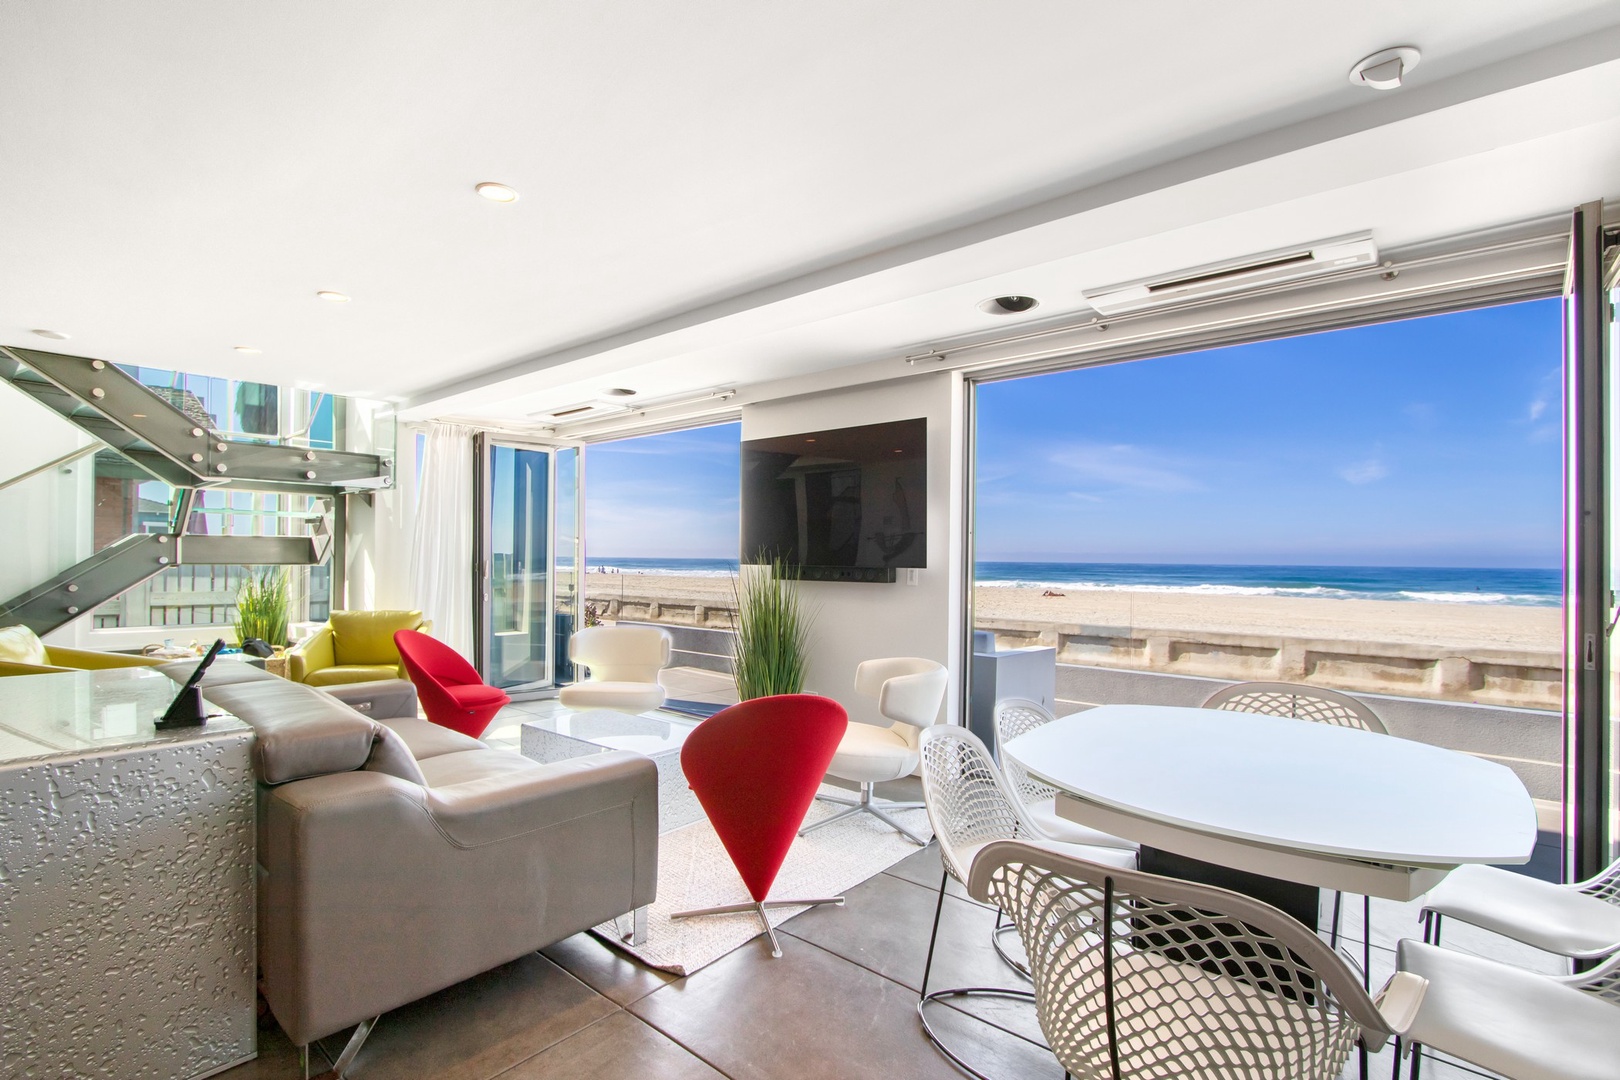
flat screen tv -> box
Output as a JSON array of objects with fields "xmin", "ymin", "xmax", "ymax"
[{"xmin": 741, "ymin": 417, "xmax": 926, "ymax": 580}]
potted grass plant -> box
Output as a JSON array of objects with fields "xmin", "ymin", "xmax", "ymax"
[
  {"xmin": 731, "ymin": 553, "xmax": 813, "ymax": 700},
  {"xmin": 234, "ymin": 567, "xmax": 290, "ymax": 648}
]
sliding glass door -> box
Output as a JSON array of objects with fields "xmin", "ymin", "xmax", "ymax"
[
  {"xmin": 1568, "ymin": 200, "xmax": 1619, "ymax": 881},
  {"xmin": 474, "ymin": 436, "xmax": 581, "ymax": 697}
]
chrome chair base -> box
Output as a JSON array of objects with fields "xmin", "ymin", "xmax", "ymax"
[
  {"xmin": 918, "ymin": 987, "xmax": 1045, "ymax": 1080},
  {"xmin": 800, "ymin": 782, "xmax": 930, "ymax": 845},
  {"xmin": 670, "ymin": 896, "xmax": 845, "ymax": 958},
  {"xmin": 991, "ymin": 917, "xmax": 1032, "ymax": 981},
  {"xmin": 918, "ymin": 871, "xmax": 1046, "ymax": 1078}
]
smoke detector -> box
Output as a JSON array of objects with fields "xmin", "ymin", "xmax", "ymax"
[{"xmin": 1350, "ymin": 47, "xmax": 1420, "ymax": 91}]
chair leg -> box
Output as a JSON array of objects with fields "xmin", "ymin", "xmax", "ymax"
[
  {"xmin": 1362, "ymin": 894, "xmax": 1372, "ymax": 990},
  {"xmin": 917, "ymin": 870, "xmax": 1046, "ymax": 1079},
  {"xmin": 1410, "ymin": 1042, "xmax": 1423, "ymax": 1080},
  {"xmin": 758, "ymin": 903, "xmax": 783, "ymax": 958},
  {"xmin": 800, "ymin": 782, "xmax": 930, "ymax": 845},
  {"xmin": 921, "ymin": 869, "xmax": 947, "ymax": 998},
  {"xmin": 1390, "ymin": 1037, "xmax": 1402, "ymax": 1080},
  {"xmin": 991, "ymin": 906, "xmax": 1032, "ymax": 981},
  {"xmin": 671, "ymin": 896, "xmax": 845, "ymax": 958},
  {"xmin": 868, "ymin": 804, "xmax": 931, "ymax": 846},
  {"xmin": 798, "ymin": 802, "xmax": 865, "ymax": 834}
]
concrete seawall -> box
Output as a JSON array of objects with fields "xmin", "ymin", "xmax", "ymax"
[
  {"xmin": 978, "ymin": 618, "xmax": 1561, "ymax": 712},
  {"xmin": 591, "ymin": 592, "xmax": 1562, "ymax": 711}
]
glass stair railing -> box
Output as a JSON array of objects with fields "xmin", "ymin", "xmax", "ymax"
[
  {"xmin": 0, "ymin": 345, "xmax": 381, "ymax": 636},
  {"xmin": 0, "ymin": 345, "xmax": 392, "ymax": 492}
]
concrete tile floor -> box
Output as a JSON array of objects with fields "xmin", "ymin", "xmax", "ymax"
[
  {"xmin": 227, "ymin": 831, "xmax": 1560, "ymax": 1080},
  {"xmin": 233, "ymin": 687, "xmax": 1558, "ymax": 1079}
]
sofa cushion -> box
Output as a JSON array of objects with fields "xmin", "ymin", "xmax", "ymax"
[
  {"xmin": 0, "ymin": 625, "xmax": 49, "ymax": 667},
  {"xmin": 417, "ymin": 747, "xmax": 545, "ymax": 788},
  {"xmin": 330, "ymin": 610, "xmax": 423, "ymax": 666},
  {"xmin": 378, "ymin": 715, "xmax": 487, "ymax": 761},
  {"xmin": 159, "ymin": 660, "xmax": 384, "ymax": 785},
  {"xmin": 305, "ymin": 664, "xmax": 401, "ymax": 687},
  {"xmin": 317, "ymin": 679, "xmax": 419, "ymax": 721}
]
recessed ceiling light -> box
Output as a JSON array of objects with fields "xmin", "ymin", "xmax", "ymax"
[
  {"xmin": 978, "ymin": 295, "xmax": 1040, "ymax": 315},
  {"xmin": 316, "ymin": 291, "xmax": 350, "ymax": 303},
  {"xmin": 475, "ymin": 182, "xmax": 519, "ymax": 203},
  {"xmin": 1349, "ymin": 46, "xmax": 1420, "ymax": 91},
  {"xmin": 30, "ymin": 329, "xmax": 70, "ymax": 340},
  {"xmin": 233, "ymin": 346, "xmax": 262, "ymax": 354}
]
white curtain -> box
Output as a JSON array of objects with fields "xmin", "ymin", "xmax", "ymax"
[{"xmin": 409, "ymin": 422, "xmax": 477, "ymax": 658}]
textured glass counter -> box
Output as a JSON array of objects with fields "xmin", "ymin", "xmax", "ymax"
[
  {"xmin": 0, "ymin": 665, "xmax": 249, "ymax": 762},
  {"xmin": 0, "ymin": 667, "xmax": 257, "ymax": 1078}
]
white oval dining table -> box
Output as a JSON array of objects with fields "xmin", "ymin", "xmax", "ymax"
[{"xmin": 1002, "ymin": 703, "xmax": 1538, "ymax": 901}]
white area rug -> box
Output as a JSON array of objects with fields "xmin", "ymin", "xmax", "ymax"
[{"xmin": 592, "ymin": 787, "xmax": 932, "ymax": 976}]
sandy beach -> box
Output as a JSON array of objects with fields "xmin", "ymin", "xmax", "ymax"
[{"xmin": 584, "ymin": 572, "xmax": 1561, "ymax": 653}]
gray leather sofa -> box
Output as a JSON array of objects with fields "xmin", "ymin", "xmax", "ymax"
[{"xmin": 159, "ymin": 661, "xmax": 658, "ymax": 1058}]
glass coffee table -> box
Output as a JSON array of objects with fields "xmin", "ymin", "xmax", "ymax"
[{"xmin": 519, "ymin": 710, "xmax": 704, "ymax": 832}]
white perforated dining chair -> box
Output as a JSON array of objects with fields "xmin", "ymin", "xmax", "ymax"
[
  {"xmin": 968, "ymin": 839, "xmax": 1423, "ymax": 1080},
  {"xmin": 1202, "ymin": 680, "xmax": 1388, "ymax": 734},
  {"xmin": 916, "ymin": 724, "xmax": 1135, "ymax": 1080},
  {"xmin": 1202, "ymin": 679, "xmax": 1388, "ymax": 972},
  {"xmin": 1419, "ymin": 854, "xmax": 1620, "ymax": 961},
  {"xmin": 993, "ymin": 698, "xmax": 1139, "ymax": 852},
  {"xmin": 557, "ymin": 625, "xmax": 672, "ymax": 713},
  {"xmin": 1392, "ymin": 939, "xmax": 1620, "ymax": 1080},
  {"xmin": 799, "ymin": 656, "xmax": 946, "ymax": 846}
]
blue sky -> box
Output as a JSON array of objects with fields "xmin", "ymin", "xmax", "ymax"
[
  {"xmin": 977, "ymin": 298, "xmax": 1562, "ymax": 567},
  {"xmin": 584, "ymin": 298, "xmax": 1562, "ymax": 568},
  {"xmin": 586, "ymin": 423, "xmax": 741, "ymax": 559}
]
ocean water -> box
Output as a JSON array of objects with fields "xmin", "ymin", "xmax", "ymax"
[
  {"xmin": 590, "ymin": 557, "xmax": 1561, "ymax": 606},
  {"xmin": 589, "ymin": 557, "xmax": 740, "ymax": 578},
  {"xmin": 975, "ymin": 562, "xmax": 1560, "ymax": 606}
]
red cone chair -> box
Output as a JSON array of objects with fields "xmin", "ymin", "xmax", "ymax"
[
  {"xmin": 393, "ymin": 629, "xmax": 511, "ymax": 738},
  {"xmin": 672, "ymin": 693, "xmax": 850, "ymax": 957}
]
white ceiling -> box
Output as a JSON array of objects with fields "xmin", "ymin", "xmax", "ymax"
[{"xmin": 3, "ymin": 1, "xmax": 1619, "ymax": 427}]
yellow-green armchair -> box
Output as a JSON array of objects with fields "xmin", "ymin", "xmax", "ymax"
[
  {"xmin": 286, "ymin": 610, "xmax": 431, "ymax": 686},
  {"xmin": 0, "ymin": 624, "xmax": 169, "ymax": 678}
]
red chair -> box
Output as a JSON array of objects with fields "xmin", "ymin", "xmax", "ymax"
[
  {"xmin": 671, "ymin": 693, "xmax": 850, "ymax": 957},
  {"xmin": 393, "ymin": 629, "xmax": 511, "ymax": 738}
]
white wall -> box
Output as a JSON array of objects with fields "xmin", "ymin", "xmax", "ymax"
[
  {"xmin": 346, "ymin": 421, "xmax": 419, "ymax": 612},
  {"xmin": 0, "ymin": 386, "xmax": 96, "ymax": 608},
  {"xmin": 741, "ymin": 370, "xmax": 966, "ymax": 728}
]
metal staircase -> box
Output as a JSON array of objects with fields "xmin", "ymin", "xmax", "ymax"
[
  {"xmin": 0, "ymin": 345, "xmax": 389, "ymax": 491},
  {"xmin": 0, "ymin": 346, "xmax": 375, "ymax": 636},
  {"xmin": 0, "ymin": 532, "xmax": 324, "ymax": 636}
]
